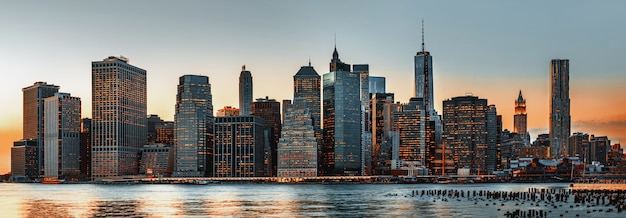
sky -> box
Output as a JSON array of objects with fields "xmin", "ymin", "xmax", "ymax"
[{"xmin": 1, "ymin": 1, "xmax": 625, "ymax": 174}]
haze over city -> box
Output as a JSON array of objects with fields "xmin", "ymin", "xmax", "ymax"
[{"xmin": 1, "ymin": 1, "xmax": 625, "ymax": 174}]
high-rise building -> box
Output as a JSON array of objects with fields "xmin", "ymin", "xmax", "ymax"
[
  {"xmin": 252, "ymin": 96, "xmax": 281, "ymax": 177},
  {"xmin": 442, "ymin": 95, "xmax": 489, "ymax": 174},
  {"xmin": 353, "ymin": 64, "xmax": 371, "ymax": 175},
  {"xmin": 80, "ymin": 118, "xmax": 91, "ymax": 180},
  {"xmin": 514, "ymin": 91, "xmax": 527, "ymax": 134},
  {"xmin": 11, "ymin": 140, "xmax": 38, "ymax": 181},
  {"xmin": 44, "ymin": 93, "xmax": 81, "ymax": 179},
  {"xmin": 370, "ymin": 93, "xmax": 395, "ymax": 175},
  {"xmin": 173, "ymin": 75, "xmax": 213, "ymax": 177},
  {"xmin": 282, "ymin": 100, "xmax": 291, "ymax": 124},
  {"xmin": 568, "ymin": 132, "xmax": 589, "ymax": 159},
  {"xmin": 147, "ymin": 114, "xmax": 164, "ymax": 145},
  {"xmin": 22, "ymin": 81, "xmax": 59, "ymax": 177},
  {"xmin": 486, "ymin": 105, "xmax": 500, "ymax": 173},
  {"xmin": 277, "ymin": 99, "xmax": 318, "ymax": 177},
  {"xmin": 293, "ymin": 62, "xmax": 321, "ymax": 174},
  {"xmin": 213, "ymin": 116, "xmax": 266, "ymax": 177},
  {"xmin": 589, "ymin": 135, "xmax": 610, "ymax": 165},
  {"xmin": 323, "ymin": 47, "xmax": 361, "ymax": 176},
  {"xmin": 393, "ymin": 98, "xmax": 434, "ymax": 168},
  {"xmin": 239, "ymin": 65, "xmax": 253, "ymax": 116},
  {"xmin": 550, "ymin": 59, "xmax": 571, "ymax": 157},
  {"xmin": 216, "ymin": 106, "xmax": 240, "ymax": 117},
  {"xmin": 155, "ymin": 121, "xmax": 174, "ymax": 145},
  {"xmin": 369, "ymin": 76, "xmax": 386, "ymax": 94},
  {"xmin": 91, "ymin": 56, "xmax": 147, "ymax": 179}
]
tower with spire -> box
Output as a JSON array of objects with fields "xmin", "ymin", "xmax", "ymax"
[{"xmin": 514, "ymin": 90, "xmax": 527, "ymax": 134}]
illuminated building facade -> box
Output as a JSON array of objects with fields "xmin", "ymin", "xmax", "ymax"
[
  {"xmin": 277, "ymin": 99, "xmax": 318, "ymax": 177},
  {"xmin": 514, "ymin": 91, "xmax": 527, "ymax": 134},
  {"xmin": 22, "ymin": 81, "xmax": 59, "ymax": 177},
  {"xmin": 213, "ymin": 116, "xmax": 266, "ymax": 177},
  {"xmin": 293, "ymin": 63, "xmax": 321, "ymax": 170},
  {"xmin": 550, "ymin": 59, "xmax": 570, "ymax": 157},
  {"xmin": 155, "ymin": 121, "xmax": 174, "ymax": 145},
  {"xmin": 239, "ymin": 65, "xmax": 253, "ymax": 116},
  {"xmin": 370, "ymin": 93, "xmax": 395, "ymax": 174},
  {"xmin": 323, "ymin": 47, "xmax": 361, "ymax": 176},
  {"xmin": 252, "ymin": 96, "xmax": 281, "ymax": 176},
  {"xmin": 91, "ymin": 56, "xmax": 147, "ymax": 179},
  {"xmin": 139, "ymin": 144, "xmax": 174, "ymax": 177},
  {"xmin": 217, "ymin": 106, "xmax": 240, "ymax": 117},
  {"xmin": 174, "ymin": 75, "xmax": 213, "ymax": 177},
  {"xmin": 44, "ymin": 93, "xmax": 81, "ymax": 179}
]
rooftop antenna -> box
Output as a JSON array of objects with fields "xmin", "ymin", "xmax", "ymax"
[
  {"xmin": 242, "ymin": 65, "xmax": 246, "ymax": 71},
  {"xmin": 421, "ymin": 19, "xmax": 425, "ymax": 52},
  {"xmin": 308, "ymin": 57, "xmax": 311, "ymax": 67}
]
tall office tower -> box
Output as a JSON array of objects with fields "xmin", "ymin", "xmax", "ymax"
[
  {"xmin": 216, "ymin": 106, "xmax": 240, "ymax": 117},
  {"xmin": 514, "ymin": 91, "xmax": 530, "ymax": 146},
  {"xmin": 92, "ymin": 56, "xmax": 146, "ymax": 179},
  {"xmin": 282, "ymin": 99, "xmax": 291, "ymax": 124},
  {"xmin": 323, "ymin": 47, "xmax": 361, "ymax": 176},
  {"xmin": 147, "ymin": 115, "xmax": 165, "ymax": 145},
  {"xmin": 173, "ymin": 75, "xmax": 214, "ymax": 177},
  {"xmin": 568, "ymin": 132, "xmax": 589, "ymax": 159},
  {"xmin": 251, "ymin": 96, "xmax": 281, "ymax": 177},
  {"xmin": 155, "ymin": 121, "xmax": 174, "ymax": 145},
  {"xmin": 486, "ymin": 105, "xmax": 499, "ymax": 173},
  {"xmin": 393, "ymin": 98, "xmax": 434, "ymax": 167},
  {"xmin": 589, "ymin": 135, "xmax": 610, "ymax": 165},
  {"xmin": 22, "ymin": 81, "xmax": 59, "ymax": 177},
  {"xmin": 354, "ymin": 64, "xmax": 371, "ymax": 175},
  {"xmin": 80, "ymin": 118, "xmax": 91, "ymax": 179},
  {"xmin": 442, "ymin": 95, "xmax": 489, "ymax": 175},
  {"xmin": 44, "ymin": 93, "xmax": 81, "ymax": 179},
  {"xmin": 11, "ymin": 139, "xmax": 38, "ymax": 181},
  {"xmin": 414, "ymin": 21, "xmax": 442, "ymax": 149},
  {"xmin": 369, "ymin": 76, "xmax": 386, "ymax": 94},
  {"xmin": 293, "ymin": 62, "xmax": 321, "ymax": 171},
  {"xmin": 550, "ymin": 59, "xmax": 570, "ymax": 157},
  {"xmin": 213, "ymin": 116, "xmax": 266, "ymax": 177},
  {"xmin": 277, "ymin": 98, "xmax": 318, "ymax": 177},
  {"xmin": 239, "ymin": 65, "xmax": 253, "ymax": 116},
  {"xmin": 370, "ymin": 93, "xmax": 395, "ymax": 175}
]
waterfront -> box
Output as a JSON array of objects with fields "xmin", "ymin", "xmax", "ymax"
[{"xmin": 0, "ymin": 183, "xmax": 622, "ymax": 217}]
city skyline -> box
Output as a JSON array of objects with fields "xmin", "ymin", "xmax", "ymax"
[{"xmin": 2, "ymin": 1, "xmax": 626, "ymax": 173}]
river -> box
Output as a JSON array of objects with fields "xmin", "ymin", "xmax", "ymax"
[{"xmin": 0, "ymin": 183, "xmax": 617, "ymax": 217}]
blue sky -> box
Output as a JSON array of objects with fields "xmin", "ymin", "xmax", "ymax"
[{"xmin": 1, "ymin": 1, "xmax": 625, "ymax": 172}]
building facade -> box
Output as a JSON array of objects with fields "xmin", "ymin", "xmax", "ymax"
[
  {"xmin": 174, "ymin": 75, "xmax": 214, "ymax": 177},
  {"xmin": 11, "ymin": 140, "xmax": 38, "ymax": 181},
  {"xmin": 140, "ymin": 144, "xmax": 174, "ymax": 177},
  {"xmin": 213, "ymin": 116, "xmax": 266, "ymax": 177},
  {"xmin": 277, "ymin": 99, "xmax": 318, "ymax": 177},
  {"xmin": 80, "ymin": 118, "xmax": 91, "ymax": 180},
  {"xmin": 251, "ymin": 96, "xmax": 281, "ymax": 176},
  {"xmin": 550, "ymin": 59, "xmax": 571, "ymax": 157},
  {"xmin": 368, "ymin": 76, "xmax": 386, "ymax": 94},
  {"xmin": 22, "ymin": 81, "xmax": 59, "ymax": 177},
  {"xmin": 91, "ymin": 56, "xmax": 147, "ymax": 179},
  {"xmin": 323, "ymin": 48, "xmax": 361, "ymax": 176},
  {"xmin": 239, "ymin": 65, "xmax": 253, "ymax": 116},
  {"xmin": 370, "ymin": 93, "xmax": 395, "ymax": 175},
  {"xmin": 216, "ymin": 106, "xmax": 240, "ymax": 117},
  {"xmin": 44, "ymin": 93, "xmax": 81, "ymax": 179}
]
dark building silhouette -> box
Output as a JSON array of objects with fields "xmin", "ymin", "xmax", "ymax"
[
  {"xmin": 252, "ymin": 96, "xmax": 281, "ymax": 177},
  {"xmin": 80, "ymin": 118, "xmax": 91, "ymax": 180}
]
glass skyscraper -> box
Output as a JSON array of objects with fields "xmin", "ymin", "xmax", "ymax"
[
  {"xmin": 239, "ymin": 65, "xmax": 253, "ymax": 116},
  {"xmin": 91, "ymin": 56, "xmax": 146, "ymax": 179},
  {"xmin": 323, "ymin": 47, "xmax": 361, "ymax": 176},
  {"xmin": 368, "ymin": 76, "xmax": 386, "ymax": 94},
  {"xmin": 22, "ymin": 81, "xmax": 59, "ymax": 177},
  {"xmin": 174, "ymin": 75, "xmax": 213, "ymax": 177},
  {"xmin": 550, "ymin": 59, "xmax": 571, "ymax": 158},
  {"xmin": 44, "ymin": 93, "xmax": 81, "ymax": 179}
]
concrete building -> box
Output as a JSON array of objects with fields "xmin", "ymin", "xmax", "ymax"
[
  {"xmin": 91, "ymin": 56, "xmax": 147, "ymax": 179},
  {"xmin": 155, "ymin": 121, "xmax": 174, "ymax": 145},
  {"xmin": 239, "ymin": 65, "xmax": 253, "ymax": 116},
  {"xmin": 568, "ymin": 132, "xmax": 589, "ymax": 159},
  {"xmin": 323, "ymin": 47, "xmax": 361, "ymax": 176},
  {"xmin": 140, "ymin": 144, "xmax": 174, "ymax": 177},
  {"xmin": 22, "ymin": 81, "xmax": 59, "ymax": 177},
  {"xmin": 277, "ymin": 99, "xmax": 318, "ymax": 177},
  {"xmin": 216, "ymin": 106, "xmax": 239, "ymax": 117},
  {"xmin": 214, "ymin": 116, "xmax": 266, "ymax": 177},
  {"xmin": 173, "ymin": 75, "xmax": 213, "ymax": 177},
  {"xmin": 11, "ymin": 140, "xmax": 38, "ymax": 181},
  {"xmin": 44, "ymin": 93, "xmax": 81, "ymax": 179},
  {"xmin": 550, "ymin": 59, "xmax": 571, "ymax": 157},
  {"xmin": 251, "ymin": 96, "xmax": 281, "ymax": 176}
]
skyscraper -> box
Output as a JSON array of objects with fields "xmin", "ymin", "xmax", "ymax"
[
  {"xmin": 354, "ymin": 64, "xmax": 372, "ymax": 175},
  {"xmin": 173, "ymin": 75, "xmax": 214, "ymax": 177},
  {"xmin": 393, "ymin": 98, "xmax": 431, "ymax": 165},
  {"xmin": 486, "ymin": 105, "xmax": 500, "ymax": 173},
  {"xmin": 147, "ymin": 114, "xmax": 165, "ymax": 145},
  {"xmin": 323, "ymin": 47, "xmax": 361, "ymax": 176},
  {"xmin": 80, "ymin": 118, "xmax": 91, "ymax": 179},
  {"xmin": 550, "ymin": 59, "xmax": 571, "ymax": 157},
  {"xmin": 44, "ymin": 93, "xmax": 81, "ymax": 179},
  {"xmin": 251, "ymin": 96, "xmax": 281, "ymax": 176},
  {"xmin": 277, "ymin": 98, "xmax": 318, "ymax": 177},
  {"xmin": 91, "ymin": 56, "xmax": 147, "ymax": 179},
  {"xmin": 239, "ymin": 65, "xmax": 253, "ymax": 116},
  {"xmin": 11, "ymin": 140, "xmax": 38, "ymax": 181},
  {"xmin": 294, "ymin": 62, "xmax": 321, "ymax": 134},
  {"xmin": 370, "ymin": 93, "xmax": 395, "ymax": 175},
  {"xmin": 513, "ymin": 91, "xmax": 527, "ymax": 134},
  {"xmin": 369, "ymin": 76, "xmax": 386, "ymax": 94},
  {"xmin": 414, "ymin": 21, "xmax": 442, "ymax": 149},
  {"xmin": 22, "ymin": 81, "xmax": 59, "ymax": 177},
  {"xmin": 214, "ymin": 116, "xmax": 266, "ymax": 177},
  {"xmin": 442, "ymin": 95, "xmax": 489, "ymax": 175}
]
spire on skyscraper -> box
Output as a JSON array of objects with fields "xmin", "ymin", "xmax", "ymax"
[
  {"xmin": 517, "ymin": 90, "xmax": 524, "ymax": 102},
  {"xmin": 421, "ymin": 19, "xmax": 425, "ymax": 52}
]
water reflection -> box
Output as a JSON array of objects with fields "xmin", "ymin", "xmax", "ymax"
[
  {"xmin": 89, "ymin": 200, "xmax": 145, "ymax": 217},
  {"xmin": 22, "ymin": 199, "xmax": 72, "ymax": 218}
]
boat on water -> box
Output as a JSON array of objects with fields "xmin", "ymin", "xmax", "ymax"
[
  {"xmin": 41, "ymin": 177, "xmax": 64, "ymax": 184},
  {"xmin": 436, "ymin": 177, "xmax": 451, "ymax": 184}
]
